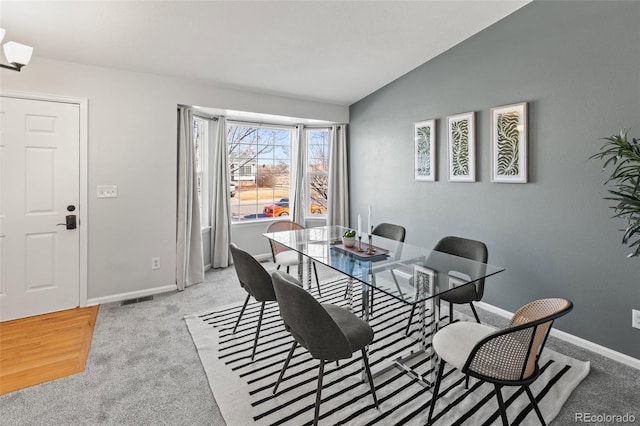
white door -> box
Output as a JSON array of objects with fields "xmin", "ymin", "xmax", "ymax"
[{"xmin": 0, "ymin": 96, "xmax": 80, "ymax": 321}]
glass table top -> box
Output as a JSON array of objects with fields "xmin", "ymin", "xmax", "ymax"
[{"xmin": 264, "ymin": 225, "xmax": 505, "ymax": 305}]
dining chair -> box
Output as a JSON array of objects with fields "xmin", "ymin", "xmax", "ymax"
[
  {"xmin": 229, "ymin": 243, "xmax": 276, "ymax": 361},
  {"xmin": 266, "ymin": 220, "xmax": 322, "ymax": 296},
  {"xmin": 404, "ymin": 236, "xmax": 487, "ymax": 335},
  {"xmin": 345, "ymin": 222, "xmax": 406, "ymax": 313},
  {"xmin": 270, "ymin": 271, "xmax": 379, "ymax": 426},
  {"xmin": 427, "ymin": 298, "xmax": 573, "ymax": 426}
]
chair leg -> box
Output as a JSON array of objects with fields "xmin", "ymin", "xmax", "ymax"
[
  {"xmin": 361, "ymin": 349, "xmax": 379, "ymax": 409},
  {"xmin": 404, "ymin": 304, "xmax": 416, "ymax": 335},
  {"xmin": 313, "ymin": 262, "xmax": 321, "ymax": 297},
  {"xmin": 276, "ymin": 264, "xmax": 281, "ymax": 271},
  {"xmin": 251, "ymin": 302, "xmax": 266, "ymax": 361},
  {"xmin": 524, "ymin": 385, "xmax": 546, "ymax": 426},
  {"xmin": 313, "ymin": 360, "xmax": 325, "ymax": 426},
  {"xmin": 370, "ymin": 287, "xmax": 375, "ymax": 315},
  {"xmin": 233, "ymin": 294, "xmax": 251, "ymax": 334},
  {"xmin": 286, "ymin": 266, "xmax": 290, "ymax": 273},
  {"xmin": 448, "ymin": 301, "xmax": 454, "ymax": 323},
  {"xmin": 469, "ymin": 302, "xmax": 481, "ymax": 323},
  {"xmin": 427, "ymin": 359, "xmax": 446, "ymax": 425},
  {"xmin": 494, "ymin": 384, "xmax": 509, "ymax": 426},
  {"xmin": 273, "ymin": 341, "xmax": 298, "ymax": 394}
]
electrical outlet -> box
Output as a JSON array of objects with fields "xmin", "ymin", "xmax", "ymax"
[
  {"xmin": 97, "ymin": 185, "xmax": 118, "ymax": 198},
  {"xmin": 632, "ymin": 309, "xmax": 640, "ymax": 330},
  {"xmin": 151, "ymin": 257, "xmax": 160, "ymax": 270}
]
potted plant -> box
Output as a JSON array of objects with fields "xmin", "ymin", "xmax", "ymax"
[
  {"xmin": 591, "ymin": 130, "xmax": 640, "ymax": 257},
  {"xmin": 342, "ymin": 229, "xmax": 356, "ymax": 247}
]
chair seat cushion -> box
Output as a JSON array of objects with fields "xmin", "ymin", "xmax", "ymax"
[
  {"xmin": 275, "ymin": 251, "xmax": 299, "ymax": 267},
  {"xmin": 439, "ymin": 283, "xmax": 479, "ymax": 304},
  {"xmin": 323, "ymin": 304, "xmax": 374, "ymax": 353},
  {"xmin": 433, "ymin": 322, "xmax": 496, "ymax": 370}
]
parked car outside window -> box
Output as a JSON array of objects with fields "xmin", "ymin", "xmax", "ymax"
[{"xmin": 262, "ymin": 198, "xmax": 324, "ymax": 217}]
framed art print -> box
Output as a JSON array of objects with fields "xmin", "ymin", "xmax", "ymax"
[
  {"xmin": 447, "ymin": 112, "xmax": 476, "ymax": 182},
  {"xmin": 491, "ymin": 102, "xmax": 528, "ymax": 183},
  {"xmin": 414, "ymin": 119, "xmax": 436, "ymax": 181}
]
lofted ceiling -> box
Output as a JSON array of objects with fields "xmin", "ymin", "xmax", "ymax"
[{"xmin": 0, "ymin": 1, "xmax": 530, "ymax": 106}]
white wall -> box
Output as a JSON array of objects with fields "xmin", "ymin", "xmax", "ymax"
[{"xmin": 0, "ymin": 57, "xmax": 347, "ymax": 302}]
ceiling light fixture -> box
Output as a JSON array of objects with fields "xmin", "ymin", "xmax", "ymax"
[{"xmin": 0, "ymin": 28, "xmax": 33, "ymax": 72}]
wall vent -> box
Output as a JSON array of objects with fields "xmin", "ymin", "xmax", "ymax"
[{"xmin": 121, "ymin": 295, "xmax": 154, "ymax": 306}]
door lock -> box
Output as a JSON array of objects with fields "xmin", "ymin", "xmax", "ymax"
[{"xmin": 56, "ymin": 215, "xmax": 77, "ymax": 230}]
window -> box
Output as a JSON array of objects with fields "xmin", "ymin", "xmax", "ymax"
[
  {"xmin": 228, "ymin": 123, "xmax": 292, "ymax": 221},
  {"xmin": 193, "ymin": 116, "xmax": 210, "ymax": 228},
  {"xmin": 306, "ymin": 128, "xmax": 329, "ymax": 217}
]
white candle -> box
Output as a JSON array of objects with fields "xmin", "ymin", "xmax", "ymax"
[
  {"xmin": 368, "ymin": 205, "xmax": 372, "ymax": 235},
  {"xmin": 357, "ymin": 214, "xmax": 361, "ymax": 237}
]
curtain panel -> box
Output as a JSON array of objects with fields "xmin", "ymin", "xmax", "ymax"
[
  {"xmin": 210, "ymin": 116, "xmax": 232, "ymax": 268},
  {"xmin": 327, "ymin": 124, "xmax": 349, "ymax": 227},
  {"xmin": 176, "ymin": 106, "xmax": 205, "ymax": 290}
]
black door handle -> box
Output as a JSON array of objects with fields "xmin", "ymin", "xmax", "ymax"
[{"xmin": 56, "ymin": 215, "xmax": 77, "ymax": 230}]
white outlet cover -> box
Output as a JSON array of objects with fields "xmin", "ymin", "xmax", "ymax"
[{"xmin": 97, "ymin": 185, "xmax": 118, "ymax": 198}]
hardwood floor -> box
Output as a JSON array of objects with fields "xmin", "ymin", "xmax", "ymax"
[{"xmin": 0, "ymin": 306, "xmax": 99, "ymax": 395}]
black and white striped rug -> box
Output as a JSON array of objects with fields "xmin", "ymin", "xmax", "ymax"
[{"xmin": 185, "ymin": 277, "xmax": 589, "ymax": 425}]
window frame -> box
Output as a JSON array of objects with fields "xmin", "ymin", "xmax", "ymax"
[
  {"xmin": 193, "ymin": 115, "xmax": 211, "ymax": 230},
  {"xmin": 305, "ymin": 127, "xmax": 330, "ymax": 219},
  {"xmin": 227, "ymin": 120, "xmax": 294, "ymax": 223}
]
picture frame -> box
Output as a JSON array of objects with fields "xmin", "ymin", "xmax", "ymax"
[
  {"xmin": 413, "ymin": 265, "xmax": 436, "ymax": 299},
  {"xmin": 491, "ymin": 102, "xmax": 528, "ymax": 183},
  {"xmin": 414, "ymin": 119, "xmax": 436, "ymax": 181},
  {"xmin": 447, "ymin": 111, "xmax": 476, "ymax": 182}
]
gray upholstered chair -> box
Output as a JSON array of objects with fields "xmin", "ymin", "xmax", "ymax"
[
  {"xmin": 366, "ymin": 223, "xmax": 406, "ymax": 313},
  {"xmin": 270, "ymin": 271, "xmax": 379, "ymax": 426},
  {"xmin": 405, "ymin": 236, "xmax": 488, "ymax": 334},
  {"xmin": 436, "ymin": 236, "xmax": 488, "ymax": 323},
  {"xmin": 229, "ymin": 243, "xmax": 276, "ymax": 361},
  {"xmin": 346, "ymin": 223, "xmax": 406, "ymax": 310},
  {"xmin": 427, "ymin": 298, "xmax": 573, "ymax": 426},
  {"xmin": 266, "ymin": 220, "xmax": 322, "ymax": 296}
]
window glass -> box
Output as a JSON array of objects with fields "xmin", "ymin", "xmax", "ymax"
[
  {"xmin": 193, "ymin": 117, "xmax": 210, "ymax": 227},
  {"xmin": 228, "ymin": 123, "xmax": 292, "ymax": 221},
  {"xmin": 306, "ymin": 129, "xmax": 329, "ymax": 217}
]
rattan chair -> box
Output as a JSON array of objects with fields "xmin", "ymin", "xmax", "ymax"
[
  {"xmin": 266, "ymin": 221, "xmax": 322, "ymax": 296},
  {"xmin": 270, "ymin": 271, "xmax": 379, "ymax": 426},
  {"xmin": 229, "ymin": 243, "xmax": 276, "ymax": 361},
  {"xmin": 427, "ymin": 298, "xmax": 573, "ymax": 426}
]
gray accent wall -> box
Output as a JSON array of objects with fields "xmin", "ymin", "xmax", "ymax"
[{"xmin": 349, "ymin": 1, "xmax": 640, "ymax": 359}]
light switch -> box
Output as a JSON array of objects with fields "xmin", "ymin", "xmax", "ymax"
[{"xmin": 97, "ymin": 185, "xmax": 118, "ymax": 198}]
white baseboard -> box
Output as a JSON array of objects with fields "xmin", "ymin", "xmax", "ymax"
[
  {"xmin": 476, "ymin": 301, "xmax": 640, "ymax": 370},
  {"xmin": 87, "ymin": 284, "xmax": 177, "ymax": 306}
]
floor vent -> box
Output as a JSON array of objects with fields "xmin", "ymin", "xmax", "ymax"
[{"xmin": 121, "ymin": 295, "xmax": 154, "ymax": 306}]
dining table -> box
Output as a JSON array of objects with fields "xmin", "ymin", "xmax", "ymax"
[{"xmin": 263, "ymin": 224, "xmax": 505, "ymax": 389}]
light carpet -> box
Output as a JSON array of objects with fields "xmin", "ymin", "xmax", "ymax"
[{"xmin": 185, "ymin": 277, "xmax": 590, "ymax": 425}]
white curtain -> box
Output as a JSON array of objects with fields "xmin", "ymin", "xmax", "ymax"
[
  {"xmin": 327, "ymin": 124, "xmax": 349, "ymax": 227},
  {"xmin": 290, "ymin": 124, "xmax": 307, "ymax": 225},
  {"xmin": 176, "ymin": 106, "xmax": 205, "ymax": 290},
  {"xmin": 210, "ymin": 116, "xmax": 232, "ymax": 268}
]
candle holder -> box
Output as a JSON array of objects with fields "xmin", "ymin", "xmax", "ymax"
[
  {"xmin": 367, "ymin": 233, "xmax": 375, "ymax": 255},
  {"xmin": 357, "ymin": 235, "xmax": 364, "ymax": 252}
]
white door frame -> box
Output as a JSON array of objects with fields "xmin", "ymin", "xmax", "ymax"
[{"xmin": 1, "ymin": 90, "xmax": 89, "ymax": 308}]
